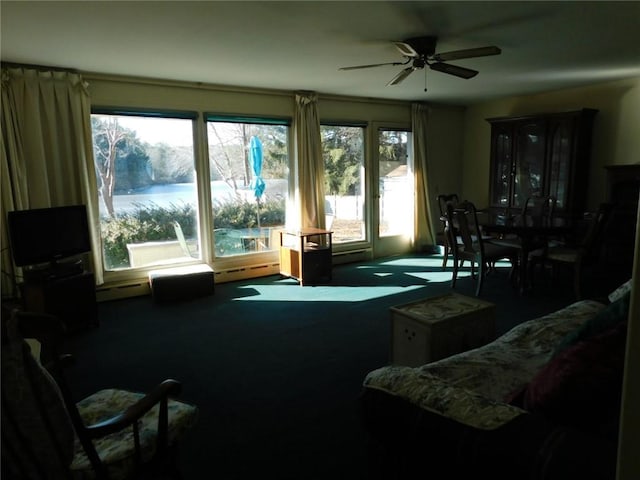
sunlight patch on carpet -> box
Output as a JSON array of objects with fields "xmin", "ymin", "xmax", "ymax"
[
  {"xmin": 379, "ymin": 257, "xmax": 444, "ymax": 268},
  {"xmin": 404, "ymin": 271, "xmax": 464, "ymax": 282},
  {"xmin": 233, "ymin": 284, "xmax": 425, "ymax": 302}
]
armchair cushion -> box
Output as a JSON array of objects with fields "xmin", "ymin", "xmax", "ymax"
[{"xmin": 70, "ymin": 389, "xmax": 198, "ymax": 479}]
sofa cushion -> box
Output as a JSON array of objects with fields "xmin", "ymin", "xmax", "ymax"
[
  {"xmin": 608, "ymin": 278, "xmax": 632, "ymax": 303},
  {"xmin": 523, "ymin": 321, "xmax": 627, "ymax": 437},
  {"xmin": 553, "ymin": 291, "xmax": 630, "ymax": 356}
]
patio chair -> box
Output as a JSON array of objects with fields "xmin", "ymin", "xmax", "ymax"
[
  {"xmin": 1, "ymin": 310, "xmax": 198, "ymax": 479},
  {"xmin": 173, "ymin": 220, "xmax": 198, "ymax": 258}
]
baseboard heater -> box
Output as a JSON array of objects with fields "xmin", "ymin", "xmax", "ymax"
[
  {"xmin": 96, "ymin": 281, "xmax": 150, "ymax": 302},
  {"xmin": 332, "ymin": 248, "xmax": 372, "ymax": 265},
  {"xmin": 213, "ymin": 262, "xmax": 280, "ymax": 283},
  {"xmin": 96, "ymin": 251, "xmax": 370, "ymax": 302}
]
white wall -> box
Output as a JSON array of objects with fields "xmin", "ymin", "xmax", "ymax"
[{"xmin": 461, "ymin": 76, "xmax": 640, "ymax": 210}]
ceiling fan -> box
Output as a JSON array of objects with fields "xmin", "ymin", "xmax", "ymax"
[{"xmin": 339, "ymin": 36, "xmax": 501, "ymax": 86}]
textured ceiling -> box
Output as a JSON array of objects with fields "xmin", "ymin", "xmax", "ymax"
[{"xmin": 2, "ymin": 1, "xmax": 640, "ymax": 105}]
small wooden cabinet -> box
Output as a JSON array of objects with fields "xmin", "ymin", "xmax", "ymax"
[
  {"xmin": 21, "ymin": 271, "xmax": 98, "ymax": 333},
  {"xmin": 279, "ymin": 228, "xmax": 332, "ymax": 286},
  {"xmin": 487, "ymin": 109, "xmax": 597, "ymax": 223},
  {"xmin": 390, "ymin": 293, "xmax": 495, "ymax": 367}
]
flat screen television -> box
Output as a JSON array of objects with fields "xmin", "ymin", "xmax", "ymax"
[{"xmin": 7, "ymin": 205, "xmax": 92, "ymax": 268}]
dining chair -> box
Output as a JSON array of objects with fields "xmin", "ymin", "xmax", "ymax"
[
  {"xmin": 447, "ymin": 200, "xmax": 519, "ymax": 296},
  {"xmin": 521, "ymin": 195, "xmax": 557, "ymax": 227},
  {"xmin": 528, "ymin": 203, "xmax": 614, "ymax": 299},
  {"xmin": 1, "ymin": 310, "xmax": 199, "ymax": 480},
  {"xmin": 436, "ymin": 193, "xmax": 460, "ymax": 269}
]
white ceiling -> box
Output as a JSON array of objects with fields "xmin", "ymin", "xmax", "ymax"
[{"xmin": 2, "ymin": 1, "xmax": 640, "ymax": 105}]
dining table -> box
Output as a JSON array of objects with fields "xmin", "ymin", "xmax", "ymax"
[{"xmin": 480, "ymin": 221, "xmax": 574, "ymax": 293}]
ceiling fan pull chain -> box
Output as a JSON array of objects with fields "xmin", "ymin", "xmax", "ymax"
[{"xmin": 424, "ymin": 69, "xmax": 428, "ymax": 92}]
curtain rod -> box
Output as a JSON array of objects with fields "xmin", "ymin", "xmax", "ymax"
[{"xmin": 1, "ymin": 61, "xmax": 79, "ymax": 74}]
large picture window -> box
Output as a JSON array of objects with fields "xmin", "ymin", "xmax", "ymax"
[
  {"xmin": 91, "ymin": 112, "xmax": 200, "ymax": 271},
  {"xmin": 206, "ymin": 118, "xmax": 289, "ymax": 257},
  {"xmin": 320, "ymin": 124, "xmax": 366, "ymax": 243}
]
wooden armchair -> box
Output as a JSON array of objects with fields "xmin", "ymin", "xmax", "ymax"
[
  {"xmin": 1, "ymin": 310, "xmax": 198, "ymax": 480},
  {"xmin": 448, "ymin": 200, "xmax": 519, "ymax": 296}
]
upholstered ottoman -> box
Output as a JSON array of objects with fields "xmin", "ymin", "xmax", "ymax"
[
  {"xmin": 148, "ymin": 264, "xmax": 214, "ymax": 303},
  {"xmin": 390, "ymin": 292, "xmax": 495, "ymax": 366}
]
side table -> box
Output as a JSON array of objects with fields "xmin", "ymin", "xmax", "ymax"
[
  {"xmin": 390, "ymin": 292, "xmax": 495, "ymax": 367},
  {"xmin": 279, "ymin": 228, "xmax": 332, "ymax": 286}
]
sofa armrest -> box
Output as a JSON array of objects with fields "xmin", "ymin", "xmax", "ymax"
[
  {"xmin": 363, "ymin": 366, "xmax": 525, "ymax": 430},
  {"xmin": 360, "ymin": 387, "xmax": 617, "ymax": 480}
]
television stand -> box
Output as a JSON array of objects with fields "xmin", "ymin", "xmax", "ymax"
[
  {"xmin": 21, "ymin": 270, "xmax": 98, "ymax": 333},
  {"xmin": 24, "ymin": 260, "xmax": 84, "ymax": 282}
]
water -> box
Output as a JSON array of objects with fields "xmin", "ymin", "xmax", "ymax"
[{"xmin": 102, "ymin": 181, "xmax": 238, "ymax": 215}]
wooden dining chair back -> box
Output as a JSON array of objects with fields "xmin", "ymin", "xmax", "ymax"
[
  {"xmin": 522, "ymin": 195, "xmax": 557, "ymax": 227},
  {"xmin": 448, "ymin": 200, "xmax": 519, "ymax": 296},
  {"xmin": 529, "ymin": 203, "xmax": 614, "ymax": 299},
  {"xmin": 436, "ymin": 193, "xmax": 460, "ymax": 269}
]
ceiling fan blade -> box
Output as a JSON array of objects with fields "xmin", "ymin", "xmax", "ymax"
[
  {"xmin": 429, "ymin": 62, "xmax": 478, "ymax": 79},
  {"xmin": 432, "ymin": 46, "xmax": 501, "ymax": 62},
  {"xmin": 339, "ymin": 61, "xmax": 407, "ymax": 71},
  {"xmin": 386, "ymin": 67, "xmax": 415, "ymax": 86},
  {"xmin": 393, "ymin": 41, "xmax": 420, "ymax": 58}
]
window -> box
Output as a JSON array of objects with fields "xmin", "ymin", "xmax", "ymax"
[
  {"xmin": 91, "ymin": 113, "xmax": 199, "ymax": 271},
  {"xmin": 321, "ymin": 125, "xmax": 366, "ymax": 243},
  {"xmin": 378, "ymin": 129, "xmax": 412, "ymax": 237},
  {"xmin": 206, "ymin": 118, "xmax": 289, "ymax": 257}
]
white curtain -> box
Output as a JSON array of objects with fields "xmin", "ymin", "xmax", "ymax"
[
  {"xmin": 412, "ymin": 102, "xmax": 437, "ymax": 250},
  {"xmin": 1, "ymin": 66, "xmax": 103, "ymax": 297},
  {"xmin": 293, "ymin": 91, "xmax": 326, "ymax": 230}
]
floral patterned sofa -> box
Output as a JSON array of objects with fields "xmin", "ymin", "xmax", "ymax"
[{"xmin": 361, "ymin": 280, "xmax": 632, "ymax": 480}]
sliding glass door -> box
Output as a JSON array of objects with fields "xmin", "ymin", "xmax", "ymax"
[
  {"xmin": 374, "ymin": 127, "xmax": 414, "ymax": 256},
  {"xmin": 320, "ymin": 124, "xmax": 366, "ymax": 245}
]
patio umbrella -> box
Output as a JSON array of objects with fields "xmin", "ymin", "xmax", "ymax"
[{"xmin": 249, "ymin": 136, "xmax": 266, "ymax": 229}]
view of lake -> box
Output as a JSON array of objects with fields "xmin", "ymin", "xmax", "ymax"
[
  {"xmin": 100, "ymin": 179, "xmax": 366, "ymax": 221},
  {"xmin": 101, "ymin": 180, "xmax": 287, "ymax": 215}
]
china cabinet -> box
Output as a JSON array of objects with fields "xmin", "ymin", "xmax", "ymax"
[{"xmin": 487, "ymin": 109, "xmax": 598, "ymax": 222}]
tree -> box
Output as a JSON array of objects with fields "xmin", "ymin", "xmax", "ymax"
[
  {"xmin": 92, "ymin": 116, "xmax": 151, "ymax": 217},
  {"xmin": 207, "ymin": 122, "xmax": 288, "ymax": 197},
  {"xmin": 321, "ymin": 126, "xmax": 363, "ymax": 197},
  {"xmin": 92, "ymin": 117, "xmax": 126, "ymax": 217}
]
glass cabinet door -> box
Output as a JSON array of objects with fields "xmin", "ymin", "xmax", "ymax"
[
  {"xmin": 547, "ymin": 118, "xmax": 573, "ymax": 212},
  {"xmin": 489, "ymin": 124, "xmax": 512, "ymax": 208},
  {"xmin": 513, "ymin": 121, "xmax": 546, "ymax": 208}
]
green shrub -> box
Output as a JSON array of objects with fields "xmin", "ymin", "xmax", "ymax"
[
  {"xmin": 101, "ymin": 199, "xmax": 285, "ymax": 269},
  {"xmin": 212, "ymin": 197, "xmax": 285, "ymax": 229}
]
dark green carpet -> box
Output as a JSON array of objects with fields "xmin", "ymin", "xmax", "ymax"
[{"xmin": 64, "ymin": 253, "xmax": 621, "ymax": 479}]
